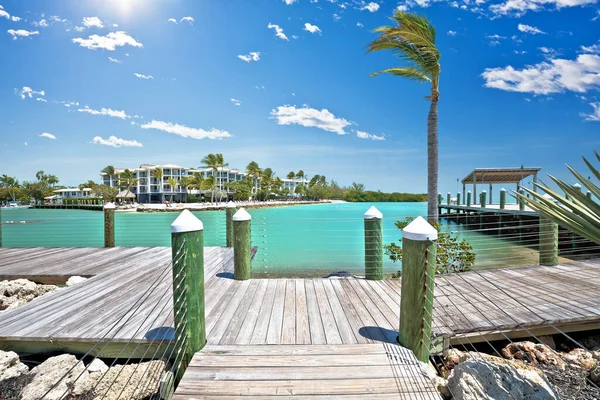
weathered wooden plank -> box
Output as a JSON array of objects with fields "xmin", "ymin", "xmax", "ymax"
[
  {"xmin": 249, "ymin": 279, "xmax": 278, "ymax": 345},
  {"xmin": 219, "ymin": 279, "xmax": 260, "ymax": 345},
  {"xmin": 266, "ymin": 280, "xmax": 286, "ymax": 345},
  {"xmin": 281, "ymin": 280, "xmax": 296, "ymax": 344},
  {"xmin": 320, "ymin": 279, "xmax": 355, "ymax": 344},
  {"xmin": 197, "ymin": 344, "xmax": 388, "ymax": 356},
  {"xmin": 329, "ymin": 279, "xmax": 369, "ymax": 344},
  {"xmin": 304, "ymin": 279, "xmax": 326, "ymax": 345},
  {"xmin": 234, "ymin": 279, "xmax": 269, "ymax": 345},
  {"xmin": 295, "ymin": 279, "xmax": 310, "ymax": 345}
]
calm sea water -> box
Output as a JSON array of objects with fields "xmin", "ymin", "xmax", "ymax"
[{"xmin": 1, "ymin": 203, "xmax": 538, "ymax": 276}]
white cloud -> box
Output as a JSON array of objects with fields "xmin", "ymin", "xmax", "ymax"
[
  {"xmin": 167, "ymin": 18, "xmax": 177, "ymax": 24},
  {"xmin": 0, "ymin": 9, "xmax": 9, "ymax": 19},
  {"xmin": 356, "ymin": 130, "xmax": 385, "ymax": 140},
  {"xmin": 77, "ymin": 106, "xmax": 130, "ymax": 119},
  {"xmin": 361, "ymin": 2, "xmax": 380, "ymax": 11},
  {"xmin": 8, "ymin": 29, "xmax": 39, "ymax": 39},
  {"xmin": 36, "ymin": 97, "xmax": 47, "ymax": 102},
  {"xmin": 304, "ymin": 23, "xmax": 321, "ymax": 33},
  {"xmin": 140, "ymin": 120, "xmax": 231, "ymax": 140},
  {"xmin": 82, "ymin": 16, "xmax": 103, "ymax": 28},
  {"xmin": 61, "ymin": 100, "xmax": 79, "ymax": 107},
  {"xmin": 284, "ymin": 0, "xmax": 298, "ymax": 3},
  {"xmin": 39, "ymin": 132, "xmax": 56, "ymax": 140},
  {"xmin": 447, "ymin": 30, "xmax": 457, "ymax": 36},
  {"xmin": 481, "ymin": 53, "xmax": 600, "ymax": 95},
  {"xmin": 231, "ymin": 98, "xmax": 241, "ymax": 106},
  {"xmin": 92, "ymin": 136, "xmax": 143, "ymax": 148},
  {"xmin": 24, "ymin": 142, "xmax": 27, "ymax": 146},
  {"xmin": 134, "ymin": 73, "xmax": 154, "ymax": 79},
  {"xmin": 581, "ymin": 102, "xmax": 600, "ymax": 121},
  {"xmin": 74, "ymin": 26, "xmax": 85, "ymax": 32},
  {"xmin": 237, "ymin": 51, "xmax": 260, "ymax": 62},
  {"xmin": 112, "ymin": 23, "xmax": 118, "ymax": 27},
  {"xmin": 517, "ymin": 23, "xmax": 545, "ymax": 34},
  {"xmin": 357, "ymin": 22, "xmax": 364, "ymax": 27},
  {"xmin": 108, "ymin": 56, "xmax": 121, "ymax": 63},
  {"xmin": 581, "ymin": 42, "xmax": 600, "ymax": 54},
  {"xmin": 267, "ymin": 23, "xmax": 289, "ymax": 40},
  {"xmin": 49, "ymin": 15, "xmax": 67, "ymax": 23},
  {"xmin": 16, "ymin": 86, "xmax": 45, "ymax": 99},
  {"xmin": 180, "ymin": 16, "xmax": 194, "ymax": 24},
  {"xmin": 333, "ymin": 13, "xmax": 341, "ymax": 20},
  {"xmin": 270, "ymin": 105, "xmax": 351, "ymax": 135},
  {"xmin": 491, "ymin": 0, "xmax": 596, "ymax": 16},
  {"xmin": 486, "ymin": 34, "xmax": 506, "ymax": 39},
  {"xmin": 10, "ymin": 16, "xmax": 20, "ymax": 21},
  {"xmin": 33, "ymin": 19, "xmax": 48, "ymax": 27},
  {"xmin": 72, "ymin": 31, "xmax": 143, "ymax": 51}
]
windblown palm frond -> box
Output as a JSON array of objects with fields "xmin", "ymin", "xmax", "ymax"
[{"xmin": 516, "ymin": 151, "xmax": 600, "ymax": 244}]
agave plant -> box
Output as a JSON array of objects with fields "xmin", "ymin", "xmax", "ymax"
[{"xmin": 515, "ymin": 151, "xmax": 599, "ymax": 244}]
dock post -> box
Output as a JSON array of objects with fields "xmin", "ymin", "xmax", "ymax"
[
  {"xmin": 170, "ymin": 210, "xmax": 206, "ymax": 373},
  {"xmin": 499, "ymin": 189, "xmax": 506, "ymax": 210},
  {"xmin": 456, "ymin": 192, "xmax": 461, "ymax": 207},
  {"xmin": 587, "ymin": 191, "xmax": 593, "ymax": 199},
  {"xmin": 103, "ymin": 202, "xmax": 115, "ymax": 248},
  {"xmin": 519, "ymin": 189, "xmax": 525, "ymax": 211},
  {"xmin": 364, "ymin": 206, "xmax": 383, "ymax": 280},
  {"xmin": 399, "ymin": 217, "xmax": 437, "ymax": 363},
  {"xmin": 226, "ymin": 201, "xmax": 237, "ymax": 248},
  {"xmin": 0, "ymin": 206, "xmax": 2, "ymax": 247},
  {"xmin": 539, "ymin": 216, "xmax": 558, "ymax": 266},
  {"xmin": 480, "ymin": 190, "xmax": 487, "ymax": 209},
  {"xmin": 466, "ymin": 191, "xmax": 471, "ymax": 207},
  {"xmin": 447, "ymin": 192, "xmax": 451, "ymax": 206},
  {"xmin": 233, "ymin": 208, "xmax": 252, "ymax": 280}
]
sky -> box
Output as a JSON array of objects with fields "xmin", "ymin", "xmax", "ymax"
[{"xmin": 0, "ymin": 0, "xmax": 598, "ymax": 194}]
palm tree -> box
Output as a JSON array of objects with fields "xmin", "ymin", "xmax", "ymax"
[
  {"xmin": 368, "ymin": 11, "xmax": 441, "ymax": 222},
  {"xmin": 202, "ymin": 154, "xmax": 221, "ymax": 202},
  {"xmin": 296, "ymin": 170, "xmax": 305, "ymax": 186},
  {"xmin": 287, "ymin": 171, "xmax": 296, "ymax": 180},
  {"xmin": 151, "ymin": 167, "xmax": 163, "ymax": 203},
  {"xmin": 216, "ymin": 154, "xmax": 229, "ymax": 202},
  {"xmin": 35, "ymin": 170, "xmax": 46, "ymax": 182},
  {"xmin": 0, "ymin": 175, "xmax": 19, "ymax": 201},
  {"xmin": 167, "ymin": 177, "xmax": 178, "ymax": 203},
  {"xmin": 246, "ymin": 161, "xmax": 262, "ymax": 197},
  {"xmin": 179, "ymin": 177, "xmax": 190, "ymax": 202},
  {"xmin": 101, "ymin": 165, "xmax": 116, "ymax": 187},
  {"xmin": 261, "ymin": 168, "xmax": 274, "ymax": 200},
  {"xmin": 202, "ymin": 176, "xmax": 216, "ymax": 202},
  {"xmin": 120, "ymin": 169, "xmax": 138, "ymax": 202},
  {"xmin": 46, "ymin": 174, "xmax": 59, "ymax": 187}
]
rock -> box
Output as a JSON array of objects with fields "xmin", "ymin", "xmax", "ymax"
[
  {"xmin": 446, "ymin": 349, "xmax": 534, "ymax": 372},
  {"xmin": 419, "ymin": 360, "xmax": 438, "ymax": 380},
  {"xmin": 66, "ymin": 276, "xmax": 88, "ymax": 287},
  {"xmin": 0, "ymin": 279, "xmax": 58, "ymax": 311},
  {"xmin": 447, "ymin": 359, "xmax": 559, "ymax": 400},
  {"xmin": 538, "ymin": 335, "xmax": 556, "ymax": 350},
  {"xmin": 502, "ymin": 341, "xmax": 565, "ymax": 370},
  {"xmin": 87, "ymin": 358, "xmax": 109, "ymax": 374},
  {"xmin": 590, "ymin": 362, "xmax": 600, "ymax": 385},
  {"xmin": 433, "ymin": 376, "xmax": 451, "ymax": 399},
  {"xmin": 92, "ymin": 360, "xmax": 165, "ymax": 400},
  {"xmin": 0, "ymin": 350, "xmax": 28, "ymax": 381},
  {"xmin": 21, "ymin": 354, "xmax": 94, "ymax": 400},
  {"xmin": 563, "ymin": 348, "xmax": 596, "ymax": 370}
]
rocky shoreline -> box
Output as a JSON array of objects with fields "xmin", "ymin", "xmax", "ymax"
[{"xmin": 129, "ymin": 199, "xmax": 335, "ymax": 213}]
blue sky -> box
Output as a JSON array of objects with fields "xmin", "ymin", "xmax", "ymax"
[{"xmin": 0, "ymin": 0, "xmax": 598, "ymax": 194}]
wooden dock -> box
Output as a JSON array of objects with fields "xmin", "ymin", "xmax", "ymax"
[{"xmin": 0, "ymin": 248, "xmax": 599, "ymax": 397}]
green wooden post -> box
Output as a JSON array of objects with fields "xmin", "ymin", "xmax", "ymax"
[
  {"xmin": 573, "ymin": 183, "xmax": 582, "ymax": 192},
  {"xmin": 480, "ymin": 190, "xmax": 487, "ymax": 208},
  {"xmin": 519, "ymin": 189, "xmax": 525, "ymax": 211},
  {"xmin": 587, "ymin": 191, "xmax": 593, "ymax": 199},
  {"xmin": 539, "ymin": 216, "xmax": 558, "ymax": 266},
  {"xmin": 438, "ymin": 193, "xmax": 443, "ymax": 205},
  {"xmin": 170, "ymin": 210, "xmax": 205, "ymax": 373},
  {"xmin": 103, "ymin": 202, "xmax": 115, "ymax": 248},
  {"xmin": 364, "ymin": 206, "xmax": 383, "ymax": 280},
  {"xmin": 447, "ymin": 192, "xmax": 451, "ymax": 206},
  {"xmin": 466, "ymin": 191, "xmax": 471, "ymax": 207},
  {"xmin": 456, "ymin": 192, "xmax": 461, "ymax": 207},
  {"xmin": 0, "ymin": 206, "xmax": 3, "ymax": 248},
  {"xmin": 399, "ymin": 217, "xmax": 437, "ymax": 363},
  {"xmin": 233, "ymin": 208, "xmax": 252, "ymax": 280},
  {"xmin": 499, "ymin": 188, "xmax": 506, "ymax": 210},
  {"xmin": 226, "ymin": 201, "xmax": 237, "ymax": 248}
]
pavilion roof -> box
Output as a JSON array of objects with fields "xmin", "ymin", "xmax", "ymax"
[{"xmin": 461, "ymin": 168, "xmax": 541, "ymax": 184}]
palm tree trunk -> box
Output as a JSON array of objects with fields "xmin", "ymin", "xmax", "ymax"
[{"xmin": 427, "ymin": 98, "xmax": 439, "ymax": 223}]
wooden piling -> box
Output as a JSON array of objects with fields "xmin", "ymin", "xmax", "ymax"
[
  {"xmin": 447, "ymin": 192, "xmax": 451, "ymax": 206},
  {"xmin": 398, "ymin": 217, "xmax": 437, "ymax": 363},
  {"xmin": 171, "ymin": 210, "xmax": 206, "ymax": 373},
  {"xmin": 226, "ymin": 201, "xmax": 237, "ymax": 248},
  {"xmin": 456, "ymin": 192, "xmax": 461, "ymax": 206},
  {"xmin": 587, "ymin": 191, "xmax": 593, "ymax": 199},
  {"xmin": 103, "ymin": 203, "xmax": 115, "ymax": 248},
  {"xmin": 518, "ymin": 189, "xmax": 525, "ymax": 211},
  {"xmin": 364, "ymin": 206, "xmax": 383, "ymax": 280},
  {"xmin": 466, "ymin": 191, "xmax": 471, "ymax": 207},
  {"xmin": 480, "ymin": 190, "xmax": 487, "ymax": 209},
  {"xmin": 539, "ymin": 216, "xmax": 558, "ymax": 266},
  {"xmin": 233, "ymin": 208, "xmax": 252, "ymax": 280},
  {"xmin": 499, "ymin": 189, "xmax": 506, "ymax": 210}
]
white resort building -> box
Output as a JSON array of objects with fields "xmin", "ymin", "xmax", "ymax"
[{"xmin": 45, "ymin": 188, "xmax": 94, "ymax": 204}]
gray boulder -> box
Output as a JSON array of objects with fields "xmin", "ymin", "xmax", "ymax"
[
  {"xmin": 0, "ymin": 350, "xmax": 28, "ymax": 381},
  {"xmin": 92, "ymin": 360, "xmax": 166, "ymax": 400},
  {"xmin": 0, "ymin": 279, "xmax": 58, "ymax": 311},
  {"xmin": 447, "ymin": 359, "xmax": 558, "ymax": 400},
  {"xmin": 66, "ymin": 276, "xmax": 88, "ymax": 287},
  {"xmin": 591, "ymin": 362, "xmax": 600, "ymax": 386},
  {"xmin": 21, "ymin": 354, "xmax": 94, "ymax": 400}
]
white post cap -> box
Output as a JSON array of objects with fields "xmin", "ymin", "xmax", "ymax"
[
  {"xmin": 171, "ymin": 209, "xmax": 203, "ymax": 233},
  {"xmin": 501, "ymin": 188, "xmax": 506, "ymax": 191},
  {"xmin": 403, "ymin": 216, "xmax": 438, "ymax": 241},
  {"xmin": 573, "ymin": 183, "xmax": 582, "ymax": 189},
  {"xmin": 226, "ymin": 200, "xmax": 236, "ymax": 208},
  {"xmin": 233, "ymin": 208, "xmax": 252, "ymax": 222},
  {"xmin": 103, "ymin": 202, "xmax": 116, "ymax": 210},
  {"xmin": 364, "ymin": 206, "xmax": 383, "ymax": 220},
  {"xmin": 482, "ymin": 190, "xmax": 487, "ymax": 193},
  {"xmin": 467, "ymin": 190, "xmax": 471, "ymax": 193},
  {"xmin": 447, "ymin": 192, "xmax": 451, "ymax": 194}
]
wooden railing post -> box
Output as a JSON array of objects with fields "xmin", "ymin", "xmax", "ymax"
[
  {"xmin": 171, "ymin": 210, "xmax": 205, "ymax": 371},
  {"xmin": 103, "ymin": 202, "xmax": 115, "ymax": 248},
  {"xmin": 587, "ymin": 191, "xmax": 593, "ymax": 199},
  {"xmin": 539, "ymin": 216, "xmax": 558, "ymax": 266},
  {"xmin": 456, "ymin": 192, "xmax": 461, "ymax": 206},
  {"xmin": 226, "ymin": 201, "xmax": 237, "ymax": 248},
  {"xmin": 480, "ymin": 190, "xmax": 487, "ymax": 208},
  {"xmin": 364, "ymin": 206, "xmax": 383, "ymax": 280},
  {"xmin": 518, "ymin": 189, "xmax": 525, "ymax": 211},
  {"xmin": 399, "ymin": 216, "xmax": 437, "ymax": 363},
  {"xmin": 233, "ymin": 208, "xmax": 252, "ymax": 280},
  {"xmin": 499, "ymin": 188, "xmax": 506, "ymax": 209},
  {"xmin": 466, "ymin": 191, "xmax": 471, "ymax": 207},
  {"xmin": 447, "ymin": 192, "xmax": 451, "ymax": 206}
]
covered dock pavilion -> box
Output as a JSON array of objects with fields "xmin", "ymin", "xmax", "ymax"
[{"xmin": 461, "ymin": 167, "xmax": 541, "ymax": 204}]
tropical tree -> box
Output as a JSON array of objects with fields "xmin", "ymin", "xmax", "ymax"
[
  {"xmin": 246, "ymin": 161, "xmax": 262, "ymax": 197},
  {"xmin": 179, "ymin": 177, "xmax": 190, "ymax": 202},
  {"xmin": 167, "ymin": 177, "xmax": 178, "ymax": 202},
  {"xmin": 119, "ymin": 169, "xmax": 138, "ymax": 201},
  {"xmin": 368, "ymin": 11, "xmax": 441, "ymax": 222},
  {"xmin": 101, "ymin": 165, "xmax": 116, "ymax": 187},
  {"xmin": 202, "ymin": 176, "xmax": 217, "ymax": 202},
  {"xmin": 188, "ymin": 172, "xmax": 205, "ymax": 200},
  {"xmin": 35, "ymin": 170, "xmax": 46, "ymax": 182},
  {"xmin": 201, "ymin": 154, "xmax": 225, "ymax": 202},
  {"xmin": 261, "ymin": 168, "xmax": 274, "ymax": 199},
  {"xmin": 287, "ymin": 171, "xmax": 296, "ymax": 180},
  {"xmin": 0, "ymin": 175, "xmax": 20, "ymax": 201},
  {"xmin": 46, "ymin": 174, "xmax": 59, "ymax": 187},
  {"xmin": 296, "ymin": 170, "xmax": 305, "ymax": 186},
  {"xmin": 516, "ymin": 151, "xmax": 600, "ymax": 244}
]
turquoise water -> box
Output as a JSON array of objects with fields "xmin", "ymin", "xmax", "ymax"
[{"xmin": 1, "ymin": 203, "xmax": 538, "ymax": 276}]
